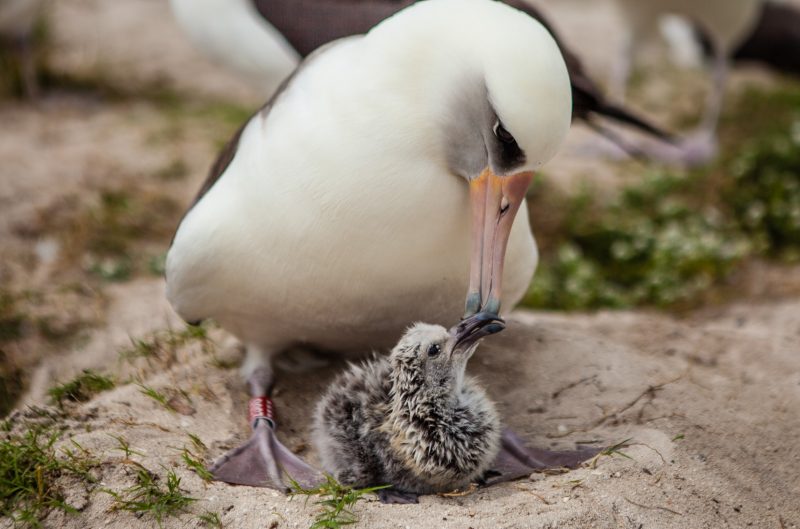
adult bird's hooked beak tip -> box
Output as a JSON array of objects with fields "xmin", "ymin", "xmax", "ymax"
[{"xmin": 450, "ymin": 311, "xmax": 506, "ymax": 351}]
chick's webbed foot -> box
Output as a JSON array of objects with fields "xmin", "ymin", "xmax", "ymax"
[
  {"xmin": 378, "ymin": 489, "xmax": 420, "ymax": 505},
  {"xmin": 483, "ymin": 429, "xmax": 600, "ymax": 485},
  {"xmin": 210, "ymin": 397, "xmax": 323, "ymax": 490}
]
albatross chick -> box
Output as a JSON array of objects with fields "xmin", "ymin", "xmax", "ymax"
[{"xmin": 312, "ymin": 319, "xmax": 503, "ymax": 504}]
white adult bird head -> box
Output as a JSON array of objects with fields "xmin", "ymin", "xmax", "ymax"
[{"xmin": 361, "ymin": 0, "xmax": 572, "ymax": 318}]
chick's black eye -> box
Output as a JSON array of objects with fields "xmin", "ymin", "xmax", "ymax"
[
  {"xmin": 494, "ymin": 121, "xmax": 516, "ymax": 144},
  {"xmin": 427, "ymin": 343, "xmax": 441, "ymax": 357}
]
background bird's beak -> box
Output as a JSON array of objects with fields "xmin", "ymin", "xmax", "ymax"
[
  {"xmin": 449, "ymin": 312, "xmax": 506, "ymax": 354},
  {"xmin": 464, "ymin": 168, "xmax": 534, "ymax": 317}
]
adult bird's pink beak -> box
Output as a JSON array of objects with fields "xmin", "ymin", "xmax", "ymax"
[{"xmin": 464, "ymin": 167, "xmax": 533, "ymax": 317}]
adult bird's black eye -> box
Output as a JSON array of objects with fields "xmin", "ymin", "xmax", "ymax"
[
  {"xmin": 427, "ymin": 344, "xmax": 441, "ymax": 357},
  {"xmin": 494, "ymin": 121, "xmax": 516, "ymax": 144}
]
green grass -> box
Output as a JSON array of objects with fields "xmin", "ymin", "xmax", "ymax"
[
  {"xmin": 289, "ymin": 475, "xmax": 389, "ymax": 529},
  {"xmin": 108, "ymin": 434, "xmax": 144, "ymax": 459},
  {"xmin": 119, "ymin": 325, "xmax": 211, "ymax": 367},
  {"xmin": 104, "ymin": 464, "xmax": 196, "ymax": 528},
  {"xmin": 525, "ymin": 170, "xmax": 751, "ymax": 310},
  {"xmin": 524, "ymin": 88, "xmax": 800, "ymax": 312},
  {"xmin": 588, "ymin": 438, "xmax": 634, "ymax": 469},
  {"xmin": 47, "ymin": 370, "xmax": 115, "ymax": 408},
  {"xmin": 0, "ymin": 426, "xmax": 97, "ymax": 527},
  {"xmin": 137, "ymin": 384, "xmax": 174, "ymax": 411},
  {"xmin": 178, "ymin": 435, "xmax": 212, "ymax": 483},
  {"xmin": 197, "ymin": 510, "xmax": 223, "ymax": 528},
  {"xmin": 726, "ymin": 131, "xmax": 800, "ymax": 261}
]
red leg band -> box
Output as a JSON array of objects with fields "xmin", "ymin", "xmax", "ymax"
[{"xmin": 248, "ymin": 396, "xmax": 275, "ymax": 427}]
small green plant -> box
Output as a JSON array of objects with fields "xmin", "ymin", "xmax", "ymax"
[
  {"xmin": 186, "ymin": 433, "xmax": 207, "ymax": 453},
  {"xmin": 47, "ymin": 370, "xmax": 115, "ymax": 407},
  {"xmin": 289, "ymin": 475, "xmax": 388, "ymax": 529},
  {"xmin": 104, "ymin": 464, "xmax": 196, "ymax": 528},
  {"xmin": 197, "ymin": 510, "xmax": 223, "ymax": 528},
  {"xmin": 137, "ymin": 384, "xmax": 173, "ymax": 411},
  {"xmin": 108, "ymin": 434, "xmax": 144, "ymax": 459},
  {"xmin": 588, "ymin": 438, "xmax": 634, "ymax": 469},
  {"xmin": 181, "ymin": 448, "xmax": 212, "ymax": 482},
  {"xmin": 119, "ymin": 324, "xmax": 211, "ymax": 366},
  {"xmin": 0, "ymin": 426, "xmax": 97, "ymax": 527}
]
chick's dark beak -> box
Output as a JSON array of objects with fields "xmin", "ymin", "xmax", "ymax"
[{"xmin": 449, "ymin": 311, "xmax": 505, "ymax": 354}]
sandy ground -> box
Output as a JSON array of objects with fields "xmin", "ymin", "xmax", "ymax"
[{"xmin": 1, "ymin": 0, "xmax": 799, "ymax": 528}]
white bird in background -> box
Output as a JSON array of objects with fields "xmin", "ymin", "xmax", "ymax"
[
  {"xmin": 0, "ymin": 0, "xmax": 46, "ymax": 97},
  {"xmin": 167, "ymin": 0, "xmax": 595, "ymax": 493},
  {"xmin": 168, "ymin": 0, "xmax": 297, "ymax": 92},
  {"xmin": 610, "ymin": 0, "xmax": 762, "ymax": 166},
  {"xmin": 168, "ymin": 0, "xmax": 674, "ymax": 160}
]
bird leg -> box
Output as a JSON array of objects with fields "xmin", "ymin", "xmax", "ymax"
[
  {"xmin": 609, "ymin": 29, "xmax": 637, "ymax": 103},
  {"xmin": 210, "ymin": 366, "xmax": 323, "ymax": 490},
  {"xmin": 481, "ymin": 429, "xmax": 600, "ymax": 486}
]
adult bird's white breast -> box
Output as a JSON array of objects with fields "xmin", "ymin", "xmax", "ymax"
[{"xmin": 167, "ymin": 0, "xmax": 571, "ymax": 354}]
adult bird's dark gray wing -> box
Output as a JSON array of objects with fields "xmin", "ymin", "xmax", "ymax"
[{"xmin": 251, "ymin": 0, "xmax": 673, "ymax": 149}]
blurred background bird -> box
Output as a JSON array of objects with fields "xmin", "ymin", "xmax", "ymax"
[
  {"xmin": 0, "ymin": 0, "xmax": 46, "ymax": 98},
  {"xmin": 608, "ymin": 0, "xmax": 800, "ymax": 166},
  {"xmin": 168, "ymin": 0, "xmax": 675, "ymax": 161}
]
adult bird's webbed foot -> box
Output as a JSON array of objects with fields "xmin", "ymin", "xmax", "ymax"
[
  {"xmin": 378, "ymin": 489, "xmax": 420, "ymax": 505},
  {"xmin": 482, "ymin": 429, "xmax": 601, "ymax": 485},
  {"xmin": 210, "ymin": 396, "xmax": 323, "ymax": 490}
]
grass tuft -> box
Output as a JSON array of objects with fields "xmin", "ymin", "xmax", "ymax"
[
  {"xmin": 108, "ymin": 434, "xmax": 144, "ymax": 459},
  {"xmin": 198, "ymin": 510, "xmax": 223, "ymax": 528},
  {"xmin": 104, "ymin": 464, "xmax": 196, "ymax": 528},
  {"xmin": 136, "ymin": 384, "xmax": 173, "ymax": 411},
  {"xmin": 119, "ymin": 324, "xmax": 212, "ymax": 368},
  {"xmin": 47, "ymin": 370, "xmax": 115, "ymax": 407},
  {"xmin": 180, "ymin": 450, "xmax": 212, "ymax": 482},
  {"xmin": 289, "ymin": 474, "xmax": 388, "ymax": 529},
  {"xmin": 588, "ymin": 438, "xmax": 634, "ymax": 469},
  {"xmin": 0, "ymin": 425, "xmax": 97, "ymax": 527}
]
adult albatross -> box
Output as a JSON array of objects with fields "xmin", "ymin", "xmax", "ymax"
[
  {"xmin": 167, "ymin": 0, "xmax": 590, "ymax": 491},
  {"xmin": 170, "ymin": 0, "xmax": 672, "ymax": 159}
]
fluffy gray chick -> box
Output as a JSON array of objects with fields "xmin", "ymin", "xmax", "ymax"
[{"xmin": 312, "ymin": 319, "xmax": 502, "ymax": 501}]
